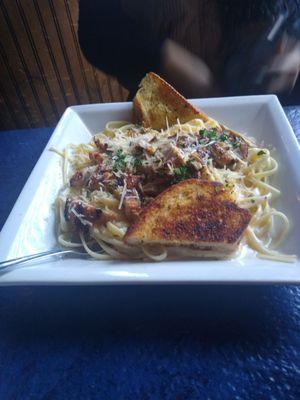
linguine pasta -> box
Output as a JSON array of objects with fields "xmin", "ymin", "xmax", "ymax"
[{"xmin": 53, "ymin": 118, "xmax": 296, "ymax": 262}]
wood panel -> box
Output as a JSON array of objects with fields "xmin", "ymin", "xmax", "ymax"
[{"xmin": 0, "ymin": 0, "xmax": 128, "ymax": 131}]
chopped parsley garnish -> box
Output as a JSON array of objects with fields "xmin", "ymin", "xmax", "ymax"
[
  {"xmin": 173, "ymin": 165, "xmax": 193, "ymax": 182},
  {"xmin": 220, "ymin": 133, "xmax": 228, "ymax": 142},
  {"xmin": 199, "ymin": 128, "xmax": 217, "ymax": 140},
  {"xmin": 133, "ymin": 156, "xmax": 142, "ymax": 168},
  {"xmin": 113, "ymin": 149, "xmax": 126, "ymax": 171},
  {"xmin": 232, "ymin": 140, "xmax": 240, "ymax": 148},
  {"xmin": 257, "ymin": 150, "xmax": 266, "ymax": 156}
]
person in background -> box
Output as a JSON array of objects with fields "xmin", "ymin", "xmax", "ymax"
[{"xmin": 78, "ymin": 0, "xmax": 300, "ymax": 104}]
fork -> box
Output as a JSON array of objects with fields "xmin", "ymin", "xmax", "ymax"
[{"xmin": 0, "ymin": 248, "xmax": 90, "ymax": 269}]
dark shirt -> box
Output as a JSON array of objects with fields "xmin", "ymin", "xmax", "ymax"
[
  {"xmin": 78, "ymin": 0, "xmax": 300, "ymax": 103},
  {"xmin": 78, "ymin": 0, "xmax": 163, "ymax": 96}
]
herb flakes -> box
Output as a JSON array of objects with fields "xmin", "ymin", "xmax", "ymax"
[
  {"xmin": 133, "ymin": 156, "xmax": 142, "ymax": 168},
  {"xmin": 113, "ymin": 149, "xmax": 126, "ymax": 172},
  {"xmin": 257, "ymin": 150, "xmax": 266, "ymax": 156},
  {"xmin": 199, "ymin": 128, "xmax": 217, "ymax": 140},
  {"xmin": 173, "ymin": 165, "xmax": 193, "ymax": 183}
]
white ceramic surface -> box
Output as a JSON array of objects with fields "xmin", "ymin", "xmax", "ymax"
[{"xmin": 0, "ymin": 95, "xmax": 300, "ymax": 285}]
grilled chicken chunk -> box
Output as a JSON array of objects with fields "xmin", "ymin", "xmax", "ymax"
[
  {"xmin": 210, "ymin": 143, "xmax": 237, "ymax": 167},
  {"xmin": 124, "ymin": 196, "xmax": 141, "ymax": 222},
  {"xmin": 162, "ymin": 143, "xmax": 185, "ymax": 166},
  {"xmin": 65, "ymin": 198, "xmax": 121, "ymax": 230},
  {"xmin": 64, "ymin": 198, "xmax": 102, "ymax": 230}
]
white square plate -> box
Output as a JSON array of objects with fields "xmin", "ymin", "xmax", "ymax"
[{"xmin": 0, "ymin": 95, "xmax": 300, "ymax": 285}]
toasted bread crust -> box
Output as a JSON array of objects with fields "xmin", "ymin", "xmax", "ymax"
[
  {"xmin": 133, "ymin": 72, "xmax": 208, "ymax": 130},
  {"xmin": 124, "ymin": 179, "xmax": 251, "ymax": 248},
  {"xmin": 128, "ymin": 74, "xmax": 252, "ymax": 255}
]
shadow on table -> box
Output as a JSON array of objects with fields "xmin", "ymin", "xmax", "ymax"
[{"xmin": 0, "ymin": 285, "xmax": 294, "ymax": 347}]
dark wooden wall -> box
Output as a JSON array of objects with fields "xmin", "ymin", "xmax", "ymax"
[{"xmin": 0, "ymin": 0, "xmax": 128, "ymax": 130}]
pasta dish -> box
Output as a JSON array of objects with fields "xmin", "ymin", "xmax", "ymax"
[{"xmin": 54, "ymin": 117, "xmax": 295, "ymax": 263}]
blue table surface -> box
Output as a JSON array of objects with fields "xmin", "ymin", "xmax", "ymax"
[{"xmin": 0, "ymin": 107, "xmax": 300, "ymax": 400}]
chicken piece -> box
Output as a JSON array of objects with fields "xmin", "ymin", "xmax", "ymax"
[
  {"xmin": 64, "ymin": 198, "xmax": 102, "ymax": 230},
  {"xmin": 199, "ymin": 166, "xmax": 214, "ymax": 181},
  {"xmin": 162, "ymin": 143, "xmax": 185, "ymax": 166},
  {"xmin": 87, "ymin": 173, "xmax": 103, "ymax": 191},
  {"xmin": 70, "ymin": 166, "xmax": 101, "ymax": 189},
  {"xmin": 125, "ymin": 174, "xmax": 141, "ymax": 190},
  {"xmin": 70, "ymin": 171, "xmax": 85, "ymax": 188},
  {"xmin": 65, "ymin": 198, "xmax": 122, "ymax": 230},
  {"xmin": 189, "ymin": 152, "xmax": 203, "ymax": 170},
  {"xmin": 89, "ymin": 151, "xmax": 104, "ymax": 164},
  {"xmin": 210, "ymin": 143, "xmax": 236, "ymax": 167},
  {"xmin": 124, "ymin": 196, "xmax": 141, "ymax": 222},
  {"xmin": 94, "ymin": 138, "xmax": 108, "ymax": 152},
  {"xmin": 142, "ymin": 175, "xmax": 170, "ymax": 196},
  {"xmin": 239, "ymin": 140, "xmax": 249, "ymax": 159},
  {"xmin": 220, "ymin": 126, "xmax": 253, "ymax": 159},
  {"xmin": 146, "ymin": 144, "xmax": 155, "ymax": 155}
]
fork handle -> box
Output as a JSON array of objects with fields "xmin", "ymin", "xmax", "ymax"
[{"xmin": 0, "ymin": 249, "xmax": 74, "ymax": 268}]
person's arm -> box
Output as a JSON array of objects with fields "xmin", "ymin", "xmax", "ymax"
[{"xmin": 160, "ymin": 39, "xmax": 219, "ymax": 98}]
